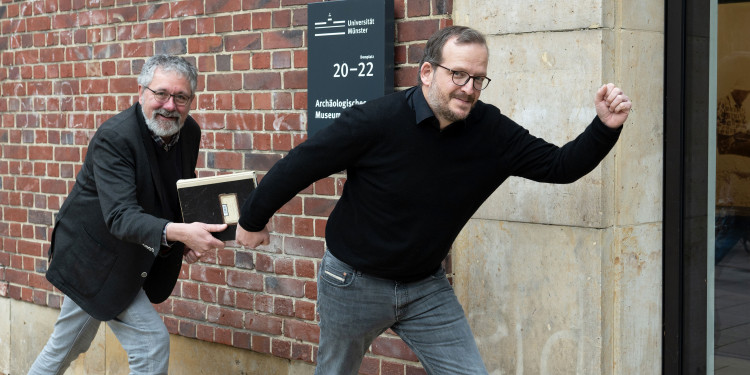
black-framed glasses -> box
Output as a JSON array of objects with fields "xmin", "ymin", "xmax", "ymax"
[
  {"xmin": 433, "ymin": 63, "xmax": 491, "ymax": 91},
  {"xmin": 144, "ymin": 86, "xmax": 193, "ymax": 106}
]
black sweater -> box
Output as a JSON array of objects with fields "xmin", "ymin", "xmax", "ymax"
[{"xmin": 239, "ymin": 86, "xmax": 621, "ymax": 281}]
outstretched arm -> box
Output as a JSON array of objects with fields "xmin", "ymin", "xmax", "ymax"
[{"xmin": 595, "ymin": 83, "xmax": 632, "ymax": 129}]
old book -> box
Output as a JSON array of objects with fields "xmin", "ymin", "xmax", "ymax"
[{"xmin": 176, "ymin": 171, "xmax": 256, "ymax": 241}]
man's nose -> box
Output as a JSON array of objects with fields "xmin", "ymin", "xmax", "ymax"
[
  {"xmin": 460, "ymin": 78, "xmax": 477, "ymax": 94},
  {"xmin": 161, "ymin": 96, "xmax": 177, "ymax": 110}
]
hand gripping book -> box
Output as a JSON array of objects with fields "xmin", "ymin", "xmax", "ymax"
[{"xmin": 176, "ymin": 171, "xmax": 256, "ymax": 241}]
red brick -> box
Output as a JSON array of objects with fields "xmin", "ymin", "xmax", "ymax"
[
  {"xmin": 271, "ymin": 339, "xmax": 291, "ymax": 359},
  {"xmin": 253, "ymin": 92, "xmax": 272, "ymax": 110},
  {"xmin": 207, "ymin": 0, "xmax": 241, "ymax": 14},
  {"xmin": 172, "ymin": 0, "xmax": 205, "ymax": 17},
  {"xmin": 181, "ymin": 282, "xmax": 199, "ymax": 300},
  {"xmin": 406, "ymin": 365, "xmax": 428, "ymax": 375},
  {"xmin": 207, "ymin": 305, "xmax": 244, "ymax": 328},
  {"xmin": 433, "ymin": 0, "xmax": 452, "ymax": 15},
  {"xmin": 227, "ymin": 269, "xmax": 263, "ymax": 291},
  {"xmin": 274, "ymin": 297, "xmax": 294, "ymax": 316},
  {"xmin": 290, "ymin": 49, "xmax": 306, "ymax": 69},
  {"xmin": 263, "ymin": 30, "xmax": 303, "ymax": 49},
  {"xmin": 27, "ymin": 16, "xmax": 51, "ymax": 32},
  {"xmin": 252, "ymin": 335, "xmax": 271, "ymax": 354},
  {"xmin": 3, "ymin": 145, "xmax": 27, "ymax": 159},
  {"xmin": 382, "ymin": 361, "xmax": 406, "ymax": 375},
  {"xmin": 190, "ymin": 264, "xmax": 226, "ymax": 284},
  {"xmin": 243, "ymin": 72, "xmax": 281, "ymax": 90},
  {"xmin": 304, "ymin": 197, "xmax": 337, "ymax": 217},
  {"xmin": 252, "ymin": 12, "xmax": 272, "ymax": 30},
  {"xmin": 197, "ymin": 324, "xmax": 214, "ymax": 342},
  {"xmin": 304, "ymin": 280, "xmax": 318, "ymax": 300},
  {"xmin": 121, "ymin": 41, "xmax": 152, "ymax": 57},
  {"xmin": 285, "ymin": 319, "xmax": 319, "ymax": 343},
  {"xmin": 199, "ymin": 284, "xmax": 217, "ymax": 303},
  {"xmin": 265, "ymin": 276, "xmax": 304, "ymax": 297},
  {"xmin": 273, "ymin": 92, "xmax": 292, "ymax": 110},
  {"xmin": 282, "ymin": 70, "xmax": 306, "ymax": 89},
  {"xmin": 215, "ymin": 327, "xmax": 232, "ymax": 345},
  {"xmin": 407, "ymin": 0, "xmax": 430, "ymax": 17},
  {"xmin": 293, "ymin": 91, "xmax": 307, "ymax": 110},
  {"xmin": 224, "ymin": 33, "xmax": 262, "ymax": 52},
  {"xmin": 256, "ymin": 253, "xmax": 274, "ymax": 273},
  {"xmin": 291, "ymin": 342, "xmax": 313, "ymax": 362},
  {"xmin": 245, "ymin": 313, "xmax": 282, "ymax": 335},
  {"xmin": 173, "ymin": 299, "xmax": 207, "ymax": 320},
  {"xmin": 292, "ymin": 8, "xmax": 307, "ymax": 27},
  {"xmin": 397, "ymin": 19, "xmax": 441, "ymax": 42},
  {"xmin": 278, "ymin": 195, "xmax": 302, "ymax": 215},
  {"xmin": 294, "ymin": 300, "xmax": 316, "ymax": 321},
  {"xmin": 295, "ymin": 259, "xmax": 316, "ymax": 279},
  {"xmin": 252, "ymin": 51, "xmax": 271, "ymax": 69},
  {"xmin": 359, "ymin": 356, "xmax": 380, "ymax": 375},
  {"xmin": 109, "ymin": 77, "xmax": 137, "ymax": 93},
  {"xmin": 178, "ymin": 320, "xmax": 197, "ymax": 338},
  {"xmin": 188, "ymin": 36, "xmax": 223, "ymax": 54},
  {"xmin": 372, "ymin": 336, "xmax": 419, "ymax": 362}
]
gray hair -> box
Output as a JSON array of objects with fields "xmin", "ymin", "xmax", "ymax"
[
  {"xmin": 418, "ymin": 26, "xmax": 487, "ymax": 85},
  {"xmin": 137, "ymin": 55, "xmax": 198, "ymax": 94}
]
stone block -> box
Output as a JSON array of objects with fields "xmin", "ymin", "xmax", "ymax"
[
  {"xmin": 0, "ymin": 298, "xmax": 8, "ymax": 375},
  {"xmin": 475, "ymin": 30, "xmax": 615, "ymax": 228},
  {"xmin": 8, "ymin": 299, "xmax": 106, "ymax": 375},
  {"xmin": 452, "ymin": 220, "xmax": 605, "ymax": 374},
  {"xmin": 615, "ymin": 30, "xmax": 665, "ymax": 226},
  {"xmin": 621, "ymin": 0, "xmax": 665, "ymax": 32},
  {"xmin": 605, "ymin": 223, "xmax": 662, "ymax": 375},
  {"xmin": 453, "ymin": 0, "xmax": 611, "ymax": 35}
]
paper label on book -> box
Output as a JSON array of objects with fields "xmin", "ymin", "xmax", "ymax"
[{"xmin": 219, "ymin": 193, "xmax": 239, "ymax": 224}]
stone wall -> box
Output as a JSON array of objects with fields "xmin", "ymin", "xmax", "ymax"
[{"xmin": 451, "ymin": 0, "xmax": 664, "ymax": 374}]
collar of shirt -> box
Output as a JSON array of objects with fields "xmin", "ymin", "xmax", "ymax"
[
  {"xmin": 405, "ymin": 85, "xmax": 467, "ymax": 132},
  {"xmin": 151, "ymin": 131, "xmax": 180, "ymax": 151}
]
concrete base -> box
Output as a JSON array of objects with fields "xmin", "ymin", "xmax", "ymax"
[{"xmin": 0, "ymin": 298, "xmax": 314, "ymax": 375}]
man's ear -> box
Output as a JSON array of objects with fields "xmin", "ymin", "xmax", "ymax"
[{"xmin": 419, "ymin": 62, "xmax": 434, "ymax": 87}]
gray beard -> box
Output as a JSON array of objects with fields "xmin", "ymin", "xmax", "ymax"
[{"xmin": 141, "ymin": 107, "xmax": 184, "ymax": 137}]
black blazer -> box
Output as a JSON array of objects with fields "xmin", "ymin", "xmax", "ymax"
[{"xmin": 46, "ymin": 103, "xmax": 201, "ymax": 321}]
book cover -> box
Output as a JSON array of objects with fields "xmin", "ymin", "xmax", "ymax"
[{"xmin": 176, "ymin": 171, "xmax": 256, "ymax": 241}]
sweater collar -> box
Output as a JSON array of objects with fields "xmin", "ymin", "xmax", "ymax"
[{"xmin": 406, "ymin": 85, "xmax": 467, "ymax": 132}]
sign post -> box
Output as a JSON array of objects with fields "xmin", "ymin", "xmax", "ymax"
[{"xmin": 307, "ymin": 0, "xmax": 394, "ymax": 136}]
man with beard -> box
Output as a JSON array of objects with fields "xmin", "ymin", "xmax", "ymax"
[
  {"xmin": 28, "ymin": 55, "xmax": 227, "ymax": 375},
  {"xmin": 236, "ymin": 26, "xmax": 631, "ymax": 374}
]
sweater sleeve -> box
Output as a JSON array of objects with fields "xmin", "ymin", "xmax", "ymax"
[
  {"xmin": 509, "ymin": 116, "xmax": 622, "ymax": 183},
  {"xmin": 238, "ymin": 105, "xmax": 373, "ymax": 232}
]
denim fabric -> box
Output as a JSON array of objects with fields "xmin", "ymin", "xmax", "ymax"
[
  {"xmin": 315, "ymin": 251, "xmax": 488, "ymax": 375},
  {"xmin": 28, "ymin": 289, "xmax": 170, "ymax": 375}
]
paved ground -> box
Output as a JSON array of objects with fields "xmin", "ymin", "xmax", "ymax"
[{"xmin": 715, "ymin": 242, "xmax": 750, "ymax": 374}]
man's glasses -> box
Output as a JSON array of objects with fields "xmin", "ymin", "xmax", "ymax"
[
  {"xmin": 144, "ymin": 87, "xmax": 192, "ymax": 106},
  {"xmin": 433, "ymin": 63, "xmax": 491, "ymax": 91}
]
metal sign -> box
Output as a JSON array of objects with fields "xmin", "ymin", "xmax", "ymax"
[{"xmin": 307, "ymin": 0, "xmax": 394, "ymax": 135}]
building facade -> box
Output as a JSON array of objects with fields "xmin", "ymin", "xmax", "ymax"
[{"xmin": 0, "ymin": 0, "xmax": 732, "ymax": 374}]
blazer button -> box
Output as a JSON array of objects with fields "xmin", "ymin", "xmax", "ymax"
[{"xmin": 141, "ymin": 272, "xmax": 147, "ymax": 278}]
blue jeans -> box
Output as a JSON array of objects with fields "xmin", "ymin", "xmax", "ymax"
[
  {"xmin": 28, "ymin": 289, "xmax": 170, "ymax": 375},
  {"xmin": 315, "ymin": 251, "xmax": 488, "ymax": 375}
]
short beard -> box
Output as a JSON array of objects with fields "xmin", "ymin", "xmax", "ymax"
[
  {"xmin": 142, "ymin": 107, "xmax": 184, "ymax": 137},
  {"xmin": 427, "ymin": 79, "xmax": 475, "ymax": 124}
]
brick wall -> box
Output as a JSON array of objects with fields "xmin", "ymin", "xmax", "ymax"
[{"xmin": 0, "ymin": 0, "xmax": 452, "ymax": 373}]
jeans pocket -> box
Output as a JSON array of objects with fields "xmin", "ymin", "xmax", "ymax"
[{"xmin": 320, "ymin": 253, "xmax": 355, "ymax": 287}]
